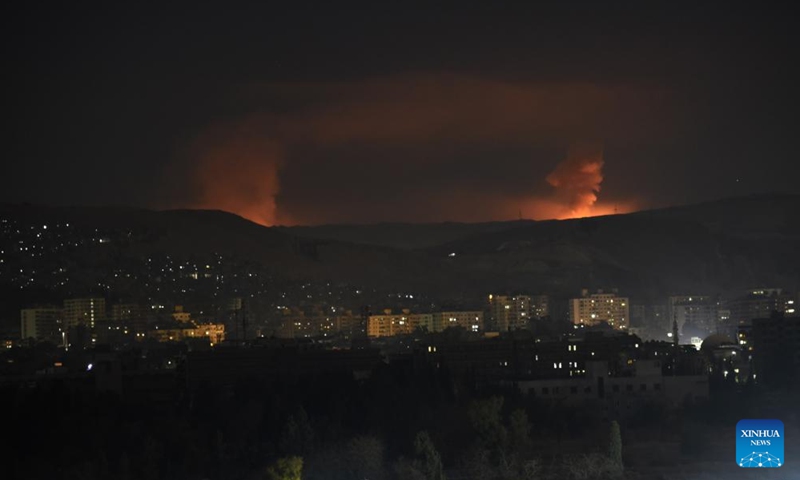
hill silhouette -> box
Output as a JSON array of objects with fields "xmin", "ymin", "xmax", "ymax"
[{"xmin": 1, "ymin": 194, "xmax": 798, "ymax": 316}]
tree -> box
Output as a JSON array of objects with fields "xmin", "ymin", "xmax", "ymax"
[
  {"xmin": 303, "ymin": 435, "xmax": 387, "ymax": 480},
  {"xmin": 607, "ymin": 420, "xmax": 623, "ymax": 477},
  {"xmin": 279, "ymin": 407, "xmax": 315, "ymax": 455},
  {"xmin": 467, "ymin": 396, "xmax": 507, "ymax": 451},
  {"xmin": 392, "ymin": 457, "xmax": 427, "ymax": 480},
  {"xmin": 346, "ymin": 435, "xmax": 386, "ymax": 479},
  {"xmin": 265, "ymin": 457, "xmax": 303, "ymax": 480},
  {"xmin": 465, "ymin": 400, "xmax": 544, "ymax": 480},
  {"xmin": 563, "ymin": 453, "xmax": 619, "ymax": 480},
  {"xmin": 508, "ymin": 409, "xmax": 532, "ymax": 455},
  {"xmin": 413, "ymin": 431, "xmax": 445, "ymax": 480}
]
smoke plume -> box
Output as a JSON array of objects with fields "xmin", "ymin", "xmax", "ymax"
[
  {"xmin": 546, "ymin": 145, "xmax": 605, "ymax": 218},
  {"xmin": 184, "ymin": 120, "xmax": 283, "ymax": 226},
  {"xmin": 166, "ymin": 74, "xmax": 664, "ymax": 224}
]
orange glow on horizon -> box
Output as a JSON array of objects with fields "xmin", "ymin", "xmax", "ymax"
[
  {"xmin": 168, "ymin": 75, "xmax": 661, "ymax": 226},
  {"xmin": 180, "ymin": 119, "xmax": 284, "ymax": 227},
  {"xmin": 517, "ymin": 198, "xmax": 639, "ymax": 221},
  {"xmin": 545, "ymin": 144, "xmax": 605, "ymax": 218},
  {"xmin": 554, "ymin": 200, "xmax": 638, "ymax": 220}
]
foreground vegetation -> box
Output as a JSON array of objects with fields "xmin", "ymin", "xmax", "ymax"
[{"xmin": 4, "ymin": 359, "xmax": 799, "ymax": 479}]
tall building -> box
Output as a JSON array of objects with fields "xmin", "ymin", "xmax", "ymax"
[
  {"xmin": 570, "ymin": 289, "xmax": 629, "ymax": 331},
  {"xmin": 20, "ymin": 307, "xmax": 63, "ymax": 343},
  {"xmin": 277, "ymin": 307, "xmax": 310, "ymax": 338},
  {"xmin": 335, "ymin": 310, "xmax": 361, "ymax": 338},
  {"xmin": 668, "ymin": 296, "xmax": 718, "ymax": 337},
  {"xmin": 530, "ymin": 295, "xmax": 550, "ymax": 319},
  {"xmin": 488, "ymin": 295, "xmax": 532, "ymax": 331},
  {"xmin": 111, "ymin": 303, "xmax": 150, "ymax": 334},
  {"xmin": 222, "ymin": 297, "xmax": 248, "ymax": 340},
  {"xmin": 727, "ymin": 289, "xmax": 795, "ymax": 326},
  {"xmin": 64, "ymin": 297, "xmax": 106, "ymax": 329},
  {"xmin": 629, "ymin": 303, "xmax": 669, "ymax": 339},
  {"xmin": 751, "ymin": 312, "xmax": 800, "ymax": 386}
]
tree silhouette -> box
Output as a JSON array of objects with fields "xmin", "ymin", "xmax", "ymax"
[
  {"xmin": 607, "ymin": 420, "xmax": 623, "ymax": 473},
  {"xmin": 413, "ymin": 431, "xmax": 445, "ymax": 480},
  {"xmin": 467, "ymin": 396, "xmax": 507, "ymax": 451},
  {"xmin": 265, "ymin": 457, "xmax": 303, "ymax": 480},
  {"xmin": 508, "ymin": 409, "xmax": 532, "ymax": 455},
  {"xmin": 279, "ymin": 407, "xmax": 315, "ymax": 455}
]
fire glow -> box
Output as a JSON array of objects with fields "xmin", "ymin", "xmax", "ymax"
[
  {"xmin": 546, "ymin": 145, "xmax": 605, "ymax": 219},
  {"xmin": 167, "ymin": 74, "xmax": 656, "ymax": 225}
]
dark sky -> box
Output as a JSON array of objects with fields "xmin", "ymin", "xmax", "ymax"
[{"xmin": 3, "ymin": 2, "xmax": 798, "ymax": 225}]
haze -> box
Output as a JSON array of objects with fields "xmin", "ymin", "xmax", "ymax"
[{"xmin": 2, "ymin": 3, "xmax": 798, "ymax": 225}]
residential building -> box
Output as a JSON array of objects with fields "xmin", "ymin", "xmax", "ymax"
[
  {"xmin": 171, "ymin": 305, "xmax": 192, "ymax": 323},
  {"xmin": 433, "ymin": 311, "xmax": 484, "ymax": 332},
  {"xmin": 668, "ymin": 295, "xmax": 718, "ymax": 338},
  {"xmin": 727, "ymin": 288, "xmax": 795, "ymax": 327},
  {"xmin": 366, "ymin": 309, "xmax": 485, "ymax": 337},
  {"xmin": 530, "ymin": 295, "xmax": 550, "ymax": 319},
  {"xmin": 111, "ymin": 303, "xmax": 150, "ymax": 333},
  {"xmin": 367, "ymin": 310, "xmax": 430, "ymax": 337},
  {"xmin": 148, "ymin": 323, "xmax": 225, "ymax": 344},
  {"xmin": 751, "ymin": 312, "xmax": 800, "ymax": 386},
  {"xmin": 512, "ymin": 359, "xmax": 709, "ymax": 420},
  {"xmin": 64, "ymin": 297, "xmax": 106, "ymax": 329},
  {"xmin": 488, "ymin": 295, "xmax": 532, "ymax": 331},
  {"xmin": 570, "ymin": 289, "xmax": 629, "ymax": 331},
  {"xmin": 20, "ymin": 307, "xmax": 63, "ymax": 343}
]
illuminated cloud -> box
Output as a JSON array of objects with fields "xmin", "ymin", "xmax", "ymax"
[
  {"xmin": 179, "ymin": 119, "xmax": 284, "ymax": 226},
  {"xmin": 270, "ymin": 74, "xmax": 664, "ymax": 146},
  {"xmin": 170, "ymin": 74, "xmax": 668, "ymax": 224}
]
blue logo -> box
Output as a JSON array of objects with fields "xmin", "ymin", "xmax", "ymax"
[{"xmin": 736, "ymin": 419, "xmax": 784, "ymax": 468}]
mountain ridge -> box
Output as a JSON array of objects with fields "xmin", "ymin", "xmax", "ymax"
[{"xmin": 1, "ymin": 194, "xmax": 799, "ymax": 310}]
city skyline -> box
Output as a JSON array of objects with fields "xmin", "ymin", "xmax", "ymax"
[{"xmin": 3, "ymin": 4, "xmax": 800, "ymax": 478}]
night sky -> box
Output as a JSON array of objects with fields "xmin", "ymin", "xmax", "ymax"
[{"xmin": 3, "ymin": 3, "xmax": 798, "ymax": 225}]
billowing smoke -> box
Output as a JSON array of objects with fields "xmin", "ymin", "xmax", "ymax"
[
  {"xmin": 545, "ymin": 145, "xmax": 605, "ymax": 219},
  {"xmin": 184, "ymin": 119, "xmax": 283, "ymax": 226},
  {"xmin": 166, "ymin": 74, "xmax": 663, "ymax": 224}
]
